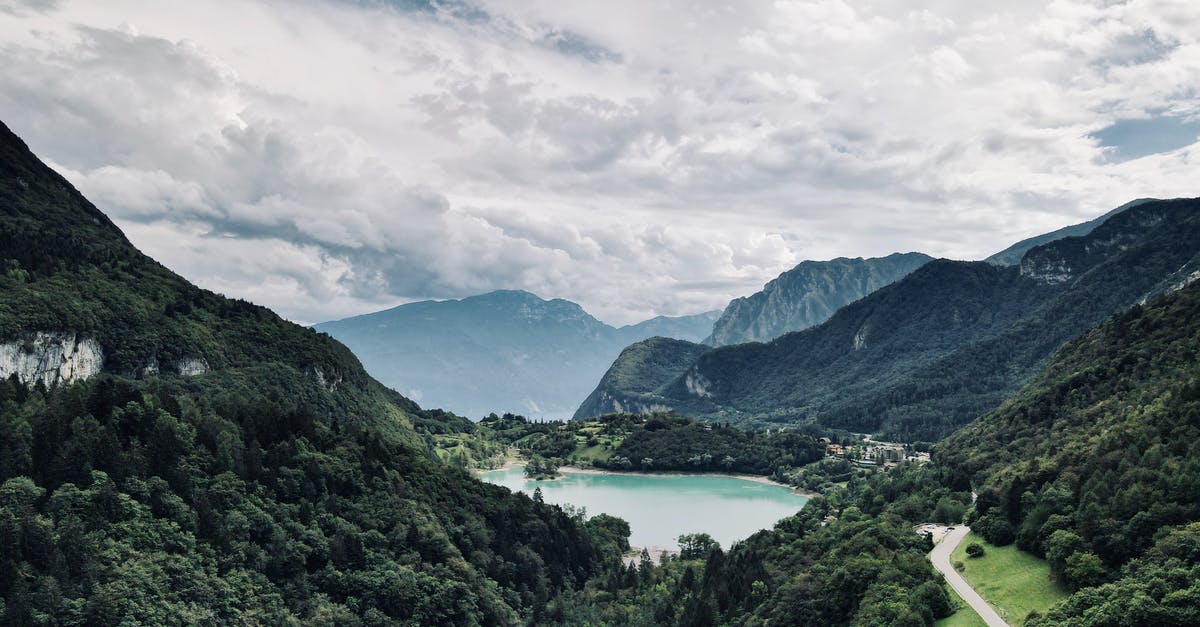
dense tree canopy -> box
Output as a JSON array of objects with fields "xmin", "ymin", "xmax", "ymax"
[{"xmin": 0, "ymin": 119, "xmax": 616, "ymax": 625}]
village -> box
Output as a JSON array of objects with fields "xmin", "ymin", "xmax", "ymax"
[{"xmin": 819, "ymin": 436, "xmax": 932, "ymax": 467}]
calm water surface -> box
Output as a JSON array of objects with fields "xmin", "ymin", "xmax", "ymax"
[{"xmin": 480, "ymin": 466, "xmax": 807, "ymax": 549}]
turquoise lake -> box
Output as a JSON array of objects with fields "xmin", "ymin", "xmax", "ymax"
[{"xmin": 480, "ymin": 466, "xmax": 808, "ymax": 550}]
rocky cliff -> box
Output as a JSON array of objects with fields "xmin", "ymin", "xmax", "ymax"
[
  {"xmin": 704, "ymin": 252, "xmax": 931, "ymax": 346},
  {"xmin": 0, "ymin": 332, "xmax": 102, "ymax": 386}
]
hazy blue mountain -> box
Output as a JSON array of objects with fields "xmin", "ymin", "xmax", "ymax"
[
  {"xmin": 983, "ymin": 198, "xmax": 1156, "ymax": 266},
  {"xmin": 577, "ymin": 199, "xmax": 1200, "ymax": 441},
  {"xmin": 619, "ymin": 311, "xmax": 720, "ymax": 344},
  {"xmin": 315, "ymin": 290, "xmax": 718, "ymax": 419},
  {"xmin": 704, "ymin": 252, "xmax": 932, "ymax": 346}
]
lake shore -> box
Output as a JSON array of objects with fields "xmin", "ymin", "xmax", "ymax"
[{"xmin": 481, "ymin": 461, "xmax": 819, "ymax": 498}]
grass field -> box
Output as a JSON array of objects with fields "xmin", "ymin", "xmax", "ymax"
[
  {"xmin": 934, "ymin": 601, "xmax": 986, "ymax": 627},
  {"xmin": 948, "ymin": 531, "xmax": 1069, "ymax": 624}
]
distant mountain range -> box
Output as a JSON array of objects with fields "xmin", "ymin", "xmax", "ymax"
[
  {"xmin": 315, "ymin": 290, "xmax": 719, "ymax": 419},
  {"xmin": 577, "ymin": 199, "xmax": 1200, "ymax": 440},
  {"xmin": 704, "ymin": 252, "xmax": 932, "ymax": 346}
]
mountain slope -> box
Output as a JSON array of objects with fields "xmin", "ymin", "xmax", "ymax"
[
  {"xmin": 983, "ymin": 198, "xmax": 1154, "ymax": 266},
  {"xmin": 578, "ymin": 199, "xmax": 1200, "ymax": 440},
  {"xmin": 573, "ymin": 337, "xmax": 709, "ymax": 419},
  {"xmin": 0, "ymin": 120, "xmax": 611, "ymax": 624},
  {"xmin": 704, "ymin": 252, "xmax": 932, "ymax": 346},
  {"xmin": 935, "ymin": 279, "xmax": 1200, "ymax": 620},
  {"xmin": 315, "ymin": 291, "xmax": 717, "ymax": 419}
]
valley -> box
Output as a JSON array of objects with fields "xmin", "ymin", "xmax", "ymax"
[{"xmin": 2, "ymin": 113, "xmax": 1200, "ymax": 626}]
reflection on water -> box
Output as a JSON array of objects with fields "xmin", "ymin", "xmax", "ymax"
[{"xmin": 480, "ymin": 466, "xmax": 808, "ymax": 549}]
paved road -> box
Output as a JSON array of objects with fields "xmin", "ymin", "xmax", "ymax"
[{"xmin": 929, "ymin": 526, "xmax": 1009, "ymax": 627}]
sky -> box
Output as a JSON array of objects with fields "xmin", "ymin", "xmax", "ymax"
[{"xmin": 1, "ymin": 0, "xmax": 1198, "ymax": 325}]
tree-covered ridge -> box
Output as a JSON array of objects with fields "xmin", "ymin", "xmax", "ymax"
[
  {"xmin": 982, "ymin": 198, "xmax": 1152, "ymax": 266},
  {"xmin": 579, "ymin": 198, "xmax": 1200, "ymax": 441},
  {"xmin": 574, "ymin": 337, "xmax": 708, "ymax": 419},
  {"xmin": 0, "ymin": 120, "xmax": 371, "ymax": 394},
  {"xmin": 479, "ymin": 412, "xmax": 825, "ymax": 477},
  {"xmin": 0, "ymin": 119, "xmax": 616, "ymax": 624},
  {"xmin": 936, "ymin": 278, "xmax": 1200, "ymax": 611}
]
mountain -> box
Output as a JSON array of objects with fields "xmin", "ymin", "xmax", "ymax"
[
  {"xmin": 935, "ymin": 279, "xmax": 1200, "ymax": 620},
  {"xmin": 315, "ymin": 291, "xmax": 718, "ymax": 419},
  {"xmin": 577, "ymin": 199, "xmax": 1200, "ymax": 441},
  {"xmin": 618, "ymin": 311, "xmax": 721, "ymax": 344},
  {"xmin": 574, "ymin": 337, "xmax": 709, "ymax": 418},
  {"xmin": 983, "ymin": 198, "xmax": 1155, "ymax": 266},
  {"xmin": 0, "ymin": 121, "xmax": 614, "ymax": 624},
  {"xmin": 704, "ymin": 252, "xmax": 932, "ymax": 346}
]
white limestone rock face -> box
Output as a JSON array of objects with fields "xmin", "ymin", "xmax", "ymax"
[
  {"xmin": 684, "ymin": 369, "xmax": 713, "ymax": 398},
  {"xmin": 0, "ymin": 332, "xmax": 103, "ymax": 386},
  {"xmin": 592, "ymin": 390, "xmax": 673, "ymax": 416},
  {"xmin": 305, "ymin": 364, "xmax": 343, "ymax": 391},
  {"xmin": 174, "ymin": 357, "xmax": 210, "ymax": 376}
]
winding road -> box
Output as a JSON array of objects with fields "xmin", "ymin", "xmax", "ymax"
[{"xmin": 929, "ymin": 526, "xmax": 1009, "ymax": 627}]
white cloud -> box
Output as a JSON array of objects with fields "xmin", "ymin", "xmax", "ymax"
[{"xmin": 0, "ymin": 0, "xmax": 1198, "ymax": 325}]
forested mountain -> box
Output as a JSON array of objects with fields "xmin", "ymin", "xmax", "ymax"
[
  {"xmin": 0, "ymin": 121, "xmax": 620, "ymax": 624},
  {"xmin": 983, "ymin": 198, "xmax": 1153, "ymax": 266},
  {"xmin": 574, "ymin": 337, "xmax": 708, "ymax": 419},
  {"xmin": 937, "ymin": 278, "xmax": 1200, "ymax": 623},
  {"xmin": 577, "ymin": 199, "xmax": 1200, "ymax": 440},
  {"xmin": 315, "ymin": 291, "xmax": 718, "ymax": 420},
  {"xmin": 554, "ymin": 279, "xmax": 1200, "ymax": 625},
  {"xmin": 704, "ymin": 252, "xmax": 931, "ymax": 346}
]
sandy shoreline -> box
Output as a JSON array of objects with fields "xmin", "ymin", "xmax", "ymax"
[{"xmin": 480, "ymin": 461, "xmax": 819, "ymax": 498}]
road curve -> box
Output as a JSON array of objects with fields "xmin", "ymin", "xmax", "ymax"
[{"xmin": 929, "ymin": 526, "xmax": 1009, "ymax": 627}]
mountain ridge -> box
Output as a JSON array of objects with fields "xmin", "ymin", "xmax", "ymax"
[
  {"xmin": 316, "ymin": 289, "xmax": 718, "ymax": 419},
  {"xmin": 577, "ymin": 199, "xmax": 1200, "ymax": 441},
  {"xmin": 983, "ymin": 198, "xmax": 1156, "ymax": 266},
  {"xmin": 703, "ymin": 252, "xmax": 932, "ymax": 346}
]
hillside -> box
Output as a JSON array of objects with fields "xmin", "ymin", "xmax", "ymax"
[
  {"xmin": 557, "ymin": 281, "xmax": 1200, "ymax": 624},
  {"xmin": 704, "ymin": 252, "xmax": 932, "ymax": 346},
  {"xmin": 315, "ymin": 292, "xmax": 717, "ymax": 420},
  {"xmin": 983, "ymin": 198, "xmax": 1154, "ymax": 265},
  {"xmin": 578, "ymin": 199, "xmax": 1200, "ymax": 440},
  {"xmin": 936, "ymin": 279, "xmax": 1200, "ymax": 622},
  {"xmin": 0, "ymin": 120, "xmax": 616, "ymax": 624},
  {"xmin": 574, "ymin": 337, "xmax": 709, "ymax": 419}
]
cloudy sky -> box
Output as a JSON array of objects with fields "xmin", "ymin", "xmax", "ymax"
[{"xmin": 1, "ymin": 0, "xmax": 1198, "ymax": 325}]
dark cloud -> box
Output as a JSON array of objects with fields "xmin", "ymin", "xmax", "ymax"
[{"xmin": 0, "ymin": 0, "xmax": 1197, "ymax": 325}]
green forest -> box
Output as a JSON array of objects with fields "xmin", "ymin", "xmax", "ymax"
[
  {"xmin": 476, "ymin": 412, "xmax": 825, "ymax": 477},
  {"xmin": 0, "ymin": 121, "xmax": 616, "ymax": 625}
]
